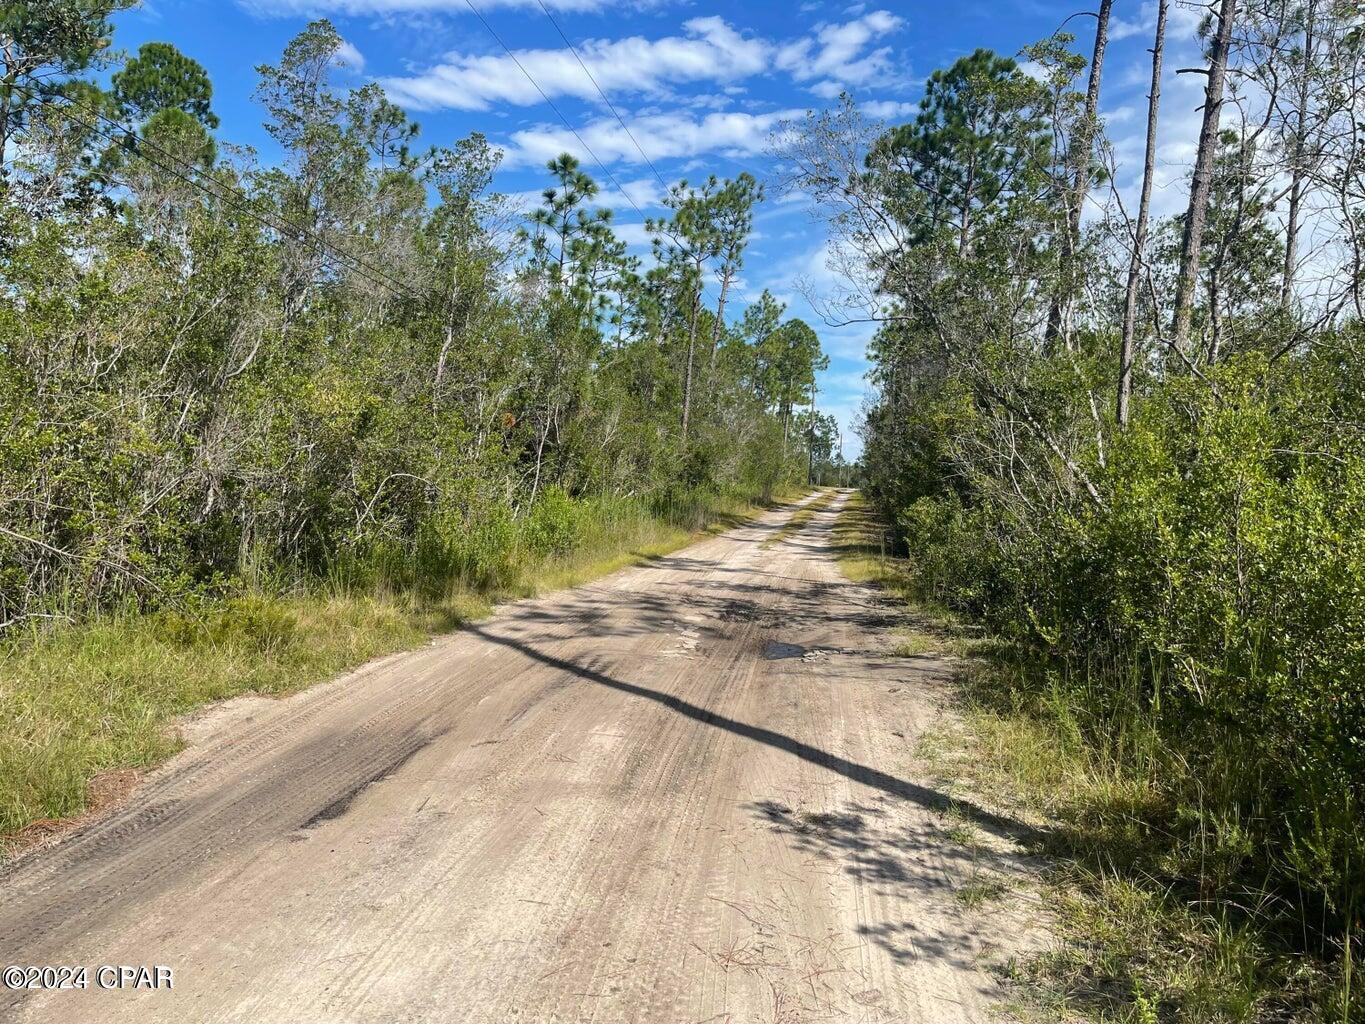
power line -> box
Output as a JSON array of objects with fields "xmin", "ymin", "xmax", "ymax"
[
  {"xmin": 461, "ymin": 0, "xmax": 721, "ymax": 304},
  {"xmin": 531, "ymin": 0, "xmax": 671, "ymax": 194},
  {"xmin": 526, "ymin": 0, "xmax": 746, "ymax": 309},
  {"xmin": 460, "ymin": 0, "xmax": 651, "ymax": 222},
  {"xmin": 8, "ymin": 79, "xmax": 424, "ymax": 303}
]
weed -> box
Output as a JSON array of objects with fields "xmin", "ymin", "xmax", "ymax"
[{"xmin": 956, "ymin": 873, "xmax": 1010, "ymax": 909}]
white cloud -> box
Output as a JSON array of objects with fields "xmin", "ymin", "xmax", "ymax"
[
  {"xmin": 375, "ymin": 12, "xmax": 904, "ymax": 113},
  {"xmin": 861, "ymin": 99, "xmax": 916, "ymax": 120},
  {"xmin": 776, "ymin": 10, "xmax": 904, "ymax": 95},
  {"xmin": 1107, "ymin": 0, "xmax": 1204, "ymax": 44},
  {"xmin": 1108, "ymin": 13, "xmax": 1151, "ymax": 42},
  {"xmin": 1102, "ymin": 103, "xmax": 1137, "ymax": 126},
  {"xmin": 501, "ymin": 108, "xmax": 803, "ymax": 168},
  {"xmin": 611, "ymin": 221, "xmax": 655, "ymax": 248},
  {"xmin": 809, "ymin": 80, "xmax": 846, "ymax": 100},
  {"xmin": 380, "ymin": 17, "xmax": 768, "ymax": 111},
  {"xmin": 333, "ymin": 38, "xmax": 365, "ymax": 72}
]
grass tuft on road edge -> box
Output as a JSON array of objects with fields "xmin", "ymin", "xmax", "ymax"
[{"xmin": 832, "ymin": 492, "xmax": 1354, "ymax": 1024}]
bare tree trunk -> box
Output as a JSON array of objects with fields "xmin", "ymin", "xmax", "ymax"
[
  {"xmin": 0, "ymin": 101, "xmax": 11, "ymax": 175},
  {"xmin": 1118, "ymin": 0, "xmax": 1167, "ymax": 427},
  {"xmin": 807, "ymin": 384, "xmax": 817, "ymax": 486},
  {"xmin": 1172, "ymin": 0, "xmax": 1239, "ymax": 355},
  {"xmin": 782, "ymin": 373, "xmax": 793, "ymax": 457},
  {"xmin": 529, "ymin": 413, "xmax": 551, "ymax": 506},
  {"xmin": 0, "ymin": 37, "xmax": 16, "ymax": 173},
  {"xmin": 708, "ymin": 269, "xmax": 732, "ymax": 376},
  {"xmin": 1281, "ymin": 0, "xmax": 1317, "ymax": 306},
  {"xmin": 958, "ymin": 158, "xmax": 976, "ymax": 257},
  {"xmin": 1207, "ymin": 264, "xmax": 1223, "ymax": 363},
  {"xmin": 434, "ymin": 311, "xmax": 457, "ymax": 405},
  {"xmin": 1046, "ymin": 0, "xmax": 1114, "ymax": 350},
  {"xmin": 680, "ymin": 283, "xmax": 701, "ymax": 446}
]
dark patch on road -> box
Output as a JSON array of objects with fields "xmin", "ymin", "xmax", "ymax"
[{"xmin": 302, "ymin": 734, "xmax": 438, "ymax": 829}]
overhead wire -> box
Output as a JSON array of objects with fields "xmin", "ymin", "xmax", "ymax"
[
  {"xmin": 461, "ymin": 0, "xmax": 652, "ymax": 222},
  {"xmin": 531, "ymin": 0, "xmax": 671, "ymax": 194},
  {"xmin": 465, "ymin": 0, "xmax": 722, "ymax": 304}
]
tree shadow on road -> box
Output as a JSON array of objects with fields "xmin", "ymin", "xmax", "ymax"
[
  {"xmin": 748, "ymin": 797, "xmax": 1040, "ymax": 966},
  {"xmin": 463, "ymin": 622, "xmax": 1037, "ymax": 848}
]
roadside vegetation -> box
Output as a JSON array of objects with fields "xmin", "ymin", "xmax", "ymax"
[
  {"xmin": 801, "ymin": 4, "xmax": 1365, "ymax": 1018},
  {"xmin": 6, "ymin": 4, "xmax": 1365, "ymax": 1018},
  {"xmin": 837, "ymin": 497, "xmax": 1360, "ymax": 1023},
  {"xmin": 1, "ymin": 491, "xmax": 783, "ymax": 848},
  {"xmin": 0, "ymin": 10, "xmax": 840, "ymax": 845}
]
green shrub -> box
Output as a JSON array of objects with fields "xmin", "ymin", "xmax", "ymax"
[
  {"xmin": 523, "ymin": 487, "xmax": 581, "ymax": 557},
  {"xmin": 877, "ymin": 337, "xmax": 1365, "ymax": 996}
]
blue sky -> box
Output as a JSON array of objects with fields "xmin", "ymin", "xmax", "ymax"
[{"xmin": 111, "ymin": 1, "xmax": 1210, "ymax": 458}]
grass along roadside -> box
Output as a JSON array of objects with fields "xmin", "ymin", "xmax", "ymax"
[
  {"xmin": 832, "ymin": 493, "xmax": 1358, "ymax": 1024},
  {"xmin": 831, "ymin": 494, "xmax": 987, "ymax": 661},
  {"xmin": 0, "ymin": 489, "xmax": 805, "ymax": 854}
]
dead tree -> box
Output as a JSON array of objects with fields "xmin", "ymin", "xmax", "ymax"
[
  {"xmin": 1171, "ymin": 0, "xmax": 1240, "ymax": 354},
  {"xmin": 1046, "ymin": 0, "xmax": 1114, "ymax": 350},
  {"xmin": 1118, "ymin": 0, "xmax": 1169, "ymax": 427},
  {"xmin": 1280, "ymin": 0, "xmax": 1319, "ymax": 305}
]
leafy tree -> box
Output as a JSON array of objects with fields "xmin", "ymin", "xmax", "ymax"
[
  {"xmin": 783, "ymin": 17, "xmax": 1365, "ymax": 1008},
  {"xmin": 0, "ymin": 12, "xmax": 816, "ymax": 690},
  {"xmin": 649, "ymin": 176, "xmax": 721, "ymax": 444},
  {"xmin": 525, "ymin": 153, "xmax": 608, "ymax": 296},
  {"xmin": 0, "ymin": 0, "xmax": 133, "ymax": 167},
  {"xmin": 761, "ymin": 317, "xmax": 827, "ymax": 450},
  {"xmin": 105, "ymin": 44, "xmax": 221, "ymax": 177},
  {"xmin": 111, "ymin": 41, "xmax": 218, "ymax": 128},
  {"xmin": 252, "ymin": 19, "xmax": 421, "ymax": 319},
  {"xmin": 740, "ymin": 289, "xmax": 786, "ymax": 406},
  {"xmin": 866, "ymin": 48, "xmax": 1049, "ymax": 257},
  {"xmin": 706, "ymin": 172, "xmax": 761, "ymax": 374}
]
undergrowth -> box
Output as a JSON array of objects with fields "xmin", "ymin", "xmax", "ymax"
[{"xmin": 834, "ymin": 493, "xmax": 1362, "ymax": 1024}]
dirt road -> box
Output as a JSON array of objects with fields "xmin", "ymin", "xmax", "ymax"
[{"xmin": 0, "ymin": 491, "xmax": 1042, "ymax": 1023}]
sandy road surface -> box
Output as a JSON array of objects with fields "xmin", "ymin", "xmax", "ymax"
[{"xmin": 0, "ymin": 490, "xmax": 1043, "ymax": 1023}]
